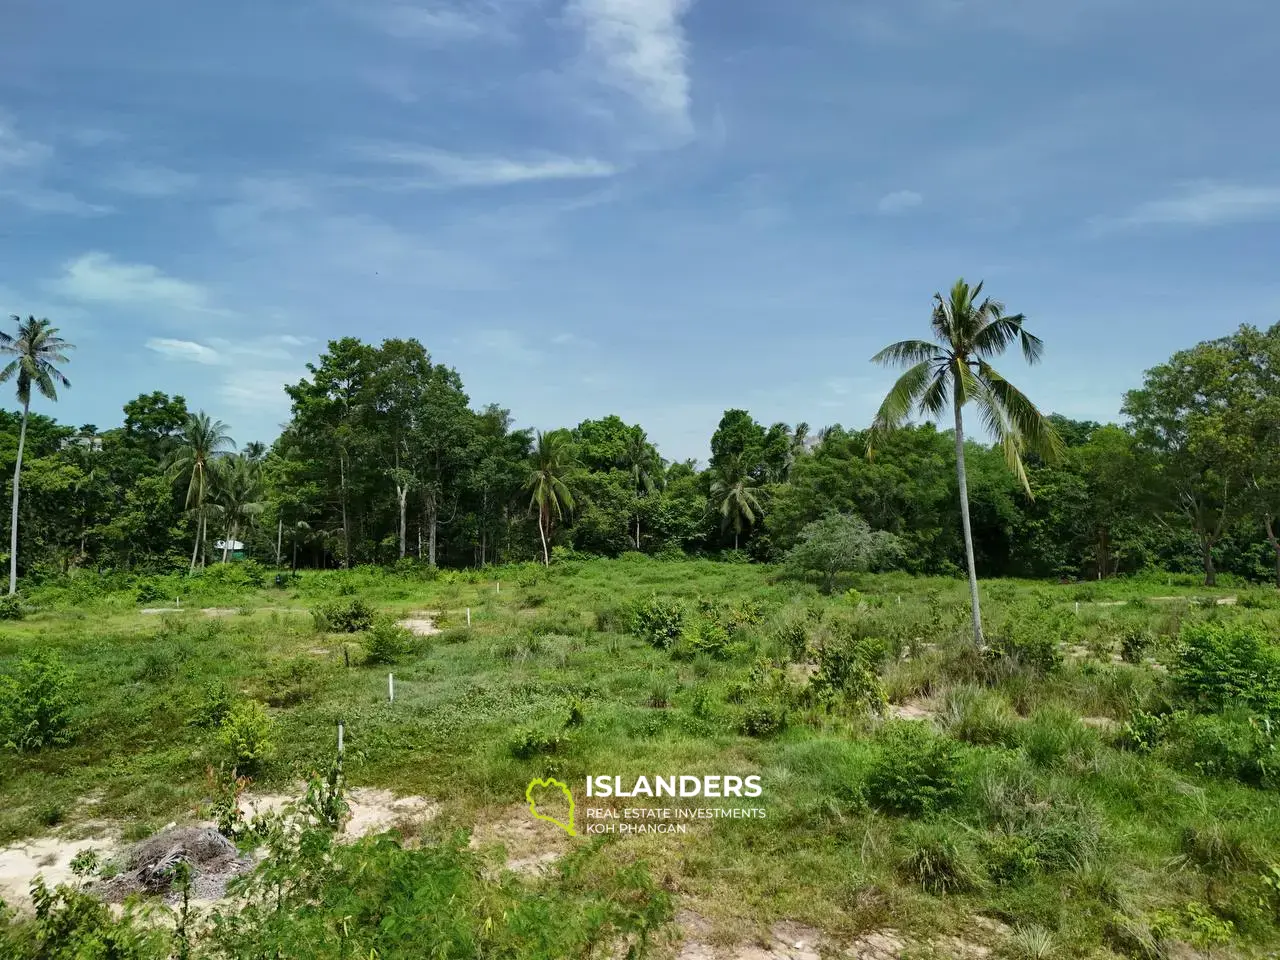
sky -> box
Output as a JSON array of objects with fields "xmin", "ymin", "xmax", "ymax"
[{"xmin": 1, "ymin": 0, "xmax": 1277, "ymax": 464}]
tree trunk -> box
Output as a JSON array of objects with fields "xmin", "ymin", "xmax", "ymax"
[
  {"xmin": 734, "ymin": 530, "xmax": 739, "ymax": 551},
  {"xmin": 1201, "ymin": 536, "xmax": 1217, "ymax": 587},
  {"xmin": 1265, "ymin": 514, "xmax": 1280, "ymax": 589},
  {"xmin": 276, "ymin": 516, "xmax": 283, "ymax": 568},
  {"xmin": 338, "ymin": 450, "xmax": 350, "ymax": 568},
  {"xmin": 953, "ymin": 394, "xmax": 985, "ymax": 648},
  {"xmin": 539, "ymin": 507, "xmax": 550, "ymax": 566},
  {"xmin": 222, "ymin": 523, "xmax": 232, "ymax": 563},
  {"xmin": 199, "ymin": 513, "xmax": 208, "ymax": 569},
  {"xmin": 426, "ymin": 492, "xmax": 438, "ymax": 568},
  {"xmin": 8, "ymin": 398, "xmax": 28, "ymax": 595},
  {"xmin": 635, "ymin": 516, "xmax": 641, "ymax": 550},
  {"xmin": 190, "ymin": 507, "xmax": 201, "ymax": 574},
  {"xmin": 397, "ymin": 484, "xmax": 408, "ymax": 559}
]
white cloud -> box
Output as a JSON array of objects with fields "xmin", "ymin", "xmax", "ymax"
[
  {"xmin": 352, "ymin": 1, "xmax": 516, "ymax": 44},
  {"xmin": 219, "ymin": 368, "xmax": 297, "ymax": 421},
  {"xmin": 1111, "ymin": 182, "xmax": 1280, "ymax": 228},
  {"xmin": 0, "ymin": 119, "xmax": 52, "ymax": 168},
  {"xmin": 567, "ymin": 0, "xmax": 696, "ymax": 135},
  {"xmin": 0, "ymin": 187, "xmax": 111, "ymax": 216},
  {"xmin": 145, "ymin": 338, "xmax": 222, "ymax": 364},
  {"xmin": 104, "ymin": 163, "xmax": 198, "ymax": 198},
  {"xmin": 356, "ymin": 145, "xmax": 620, "ymax": 187},
  {"xmin": 877, "ymin": 189, "xmax": 924, "ymax": 214},
  {"xmin": 461, "ymin": 328, "xmax": 544, "ymax": 364},
  {"xmin": 50, "ymin": 252, "xmax": 216, "ymax": 312}
]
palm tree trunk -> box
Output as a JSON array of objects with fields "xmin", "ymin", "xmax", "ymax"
[
  {"xmin": 734, "ymin": 530, "xmax": 739, "ymax": 551},
  {"xmin": 635, "ymin": 516, "xmax": 641, "ymax": 550},
  {"xmin": 276, "ymin": 516, "xmax": 283, "ymax": 568},
  {"xmin": 1266, "ymin": 514, "xmax": 1280, "ymax": 589},
  {"xmin": 8, "ymin": 398, "xmax": 29, "ymax": 595},
  {"xmin": 190, "ymin": 507, "xmax": 201, "ymax": 573},
  {"xmin": 539, "ymin": 507, "xmax": 550, "ymax": 566},
  {"xmin": 397, "ymin": 484, "xmax": 408, "ymax": 560},
  {"xmin": 427, "ymin": 493, "xmax": 438, "ymax": 567},
  {"xmin": 953, "ymin": 394, "xmax": 985, "ymax": 647},
  {"xmin": 338, "ymin": 449, "xmax": 350, "ymax": 568}
]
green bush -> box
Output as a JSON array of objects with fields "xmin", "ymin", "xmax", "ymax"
[
  {"xmin": 0, "ymin": 594, "xmax": 23, "ymax": 620},
  {"xmin": 312, "ymin": 596, "xmax": 375, "ymax": 633},
  {"xmin": 740, "ymin": 700, "xmax": 788, "ymax": 738},
  {"xmin": 629, "ymin": 594, "xmax": 685, "ymax": 649},
  {"xmin": 190, "ymin": 680, "xmax": 235, "ymax": 728},
  {"xmin": 943, "ymin": 686, "xmax": 1019, "ymax": 747},
  {"xmin": 508, "ymin": 726, "xmax": 565, "ymax": 759},
  {"xmin": 0, "ymin": 651, "xmax": 79, "ymax": 751},
  {"xmin": 218, "ymin": 700, "xmax": 276, "ymax": 773},
  {"xmin": 867, "ymin": 722, "xmax": 965, "ymax": 817},
  {"xmin": 1118, "ymin": 624, "xmax": 1154, "ymax": 664},
  {"xmin": 1171, "ymin": 621, "xmax": 1280, "ymax": 716},
  {"xmin": 987, "ymin": 612, "xmax": 1065, "ymax": 674},
  {"xmin": 364, "ymin": 618, "xmax": 415, "ymax": 665},
  {"xmin": 810, "ymin": 637, "xmax": 887, "ymax": 715},
  {"xmin": 264, "ymin": 656, "xmax": 326, "ymax": 706}
]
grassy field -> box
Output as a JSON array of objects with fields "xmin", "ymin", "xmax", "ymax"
[{"xmin": 2, "ymin": 559, "xmax": 1279, "ymax": 958}]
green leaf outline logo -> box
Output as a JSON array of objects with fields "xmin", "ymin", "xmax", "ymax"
[{"xmin": 525, "ymin": 777, "xmax": 576, "ymax": 836}]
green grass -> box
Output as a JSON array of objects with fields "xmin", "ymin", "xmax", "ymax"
[{"xmin": 2, "ymin": 558, "xmax": 1279, "ymax": 956}]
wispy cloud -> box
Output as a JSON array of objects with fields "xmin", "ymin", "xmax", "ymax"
[
  {"xmin": 351, "ymin": 0, "xmax": 517, "ymax": 44},
  {"xmin": 0, "ymin": 187, "xmax": 111, "ymax": 216},
  {"xmin": 49, "ymin": 252, "xmax": 217, "ymax": 313},
  {"xmin": 567, "ymin": 0, "xmax": 696, "ymax": 135},
  {"xmin": 1106, "ymin": 182, "xmax": 1280, "ymax": 228},
  {"xmin": 104, "ymin": 163, "xmax": 198, "ymax": 198},
  {"xmin": 219, "ymin": 367, "xmax": 298, "ymax": 421},
  {"xmin": 0, "ymin": 118, "xmax": 52, "ymax": 168},
  {"xmin": 145, "ymin": 338, "xmax": 222, "ymax": 364},
  {"xmin": 355, "ymin": 145, "xmax": 620, "ymax": 187},
  {"xmin": 877, "ymin": 189, "xmax": 924, "ymax": 214}
]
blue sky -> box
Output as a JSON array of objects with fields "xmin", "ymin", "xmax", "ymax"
[{"xmin": 1, "ymin": 0, "xmax": 1277, "ymax": 463}]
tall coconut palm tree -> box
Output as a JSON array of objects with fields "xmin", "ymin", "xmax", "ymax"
[
  {"xmin": 869, "ymin": 279, "xmax": 1062, "ymax": 647},
  {"xmin": 214, "ymin": 454, "xmax": 266, "ymax": 562},
  {"xmin": 168, "ymin": 412, "xmax": 235, "ymax": 572},
  {"xmin": 0, "ymin": 316, "xmax": 74, "ymax": 595},
  {"xmin": 620, "ymin": 431, "xmax": 662, "ymax": 549},
  {"xmin": 525, "ymin": 430, "xmax": 576, "ymax": 566},
  {"xmin": 709, "ymin": 454, "xmax": 763, "ymax": 551}
]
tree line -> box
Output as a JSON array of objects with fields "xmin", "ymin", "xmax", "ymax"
[{"xmin": 2, "ymin": 288, "xmax": 1278, "ymax": 592}]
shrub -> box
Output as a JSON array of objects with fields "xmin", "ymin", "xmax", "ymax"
[
  {"xmin": 218, "ymin": 700, "xmax": 276, "ymax": 773},
  {"xmin": 629, "ymin": 594, "xmax": 685, "ymax": 649},
  {"xmin": 1118, "ymin": 624, "xmax": 1153, "ymax": 664},
  {"xmin": 508, "ymin": 726, "xmax": 565, "ymax": 759},
  {"xmin": 364, "ymin": 618, "xmax": 415, "ymax": 665},
  {"xmin": 312, "ymin": 596, "xmax": 375, "ymax": 633},
  {"xmin": 1171, "ymin": 621, "xmax": 1280, "ymax": 716},
  {"xmin": 190, "ymin": 680, "xmax": 235, "ymax": 728},
  {"xmin": 0, "ymin": 594, "xmax": 23, "ymax": 620},
  {"xmin": 264, "ymin": 656, "xmax": 326, "ymax": 706},
  {"xmin": 867, "ymin": 722, "xmax": 965, "ymax": 817},
  {"xmin": 897, "ymin": 821, "xmax": 984, "ymax": 893},
  {"xmin": 810, "ymin": 638, "xmax": 888, "ymax": 715},
  {"xmin": 0, "ymin": 651, "xmax": 79, "ymax": 751},
  {"xmin": 687, "ymin": 620, "xmax": 731, "ymax": 659},
  {"xmin": 987, "ymin": 613, "xmax": 1065, "ymax": 674},
  {"xmin": 740, "ymin": 700, "xmax": 788, "ymax": 738}
]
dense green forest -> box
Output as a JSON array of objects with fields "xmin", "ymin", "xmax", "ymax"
[{"xmin": 2, "ymin": 317, "xmax": 1279, "ymax": 587}]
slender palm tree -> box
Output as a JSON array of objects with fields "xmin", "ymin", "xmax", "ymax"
[
  {"xmin": 0, "ymin": 316, "xmax": 74, "ymax": 595},
  {"xmin": 619, "ymin": 432, "xmax": 662, "ymax": 549},
  {"xmin": 168, "ymin": 412, "xmax": 235, "ymax": 572},
  {"xmin": 709, "ymin": 454, "xmax": 763, "ymax": 551},
  {"xmin": 214, "ymin": 454, "xmax": 266, "ymax": 562},
  {"xmin": 525, "ymin": 430, "xmax": 576, "ymax": 566},
  {"xmin": 869, "ymin": 279, "xmax": 1062, "ymax": 647}
]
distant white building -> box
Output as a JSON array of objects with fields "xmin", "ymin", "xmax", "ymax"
[{"xmin": 215, "ymin": 540, "xmax": 245, "ymax": 553}]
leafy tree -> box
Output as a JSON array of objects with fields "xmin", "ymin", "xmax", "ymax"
[
  {"xmin": 709, "ymin": 409, "xmax": 766, "ymax": 479},
  {"xmin": 526, "ymin": 430, "xmax": 577, "ymax": 565},
  {"xmin": 709, "ymin": 453, "xmax": 763, "ymax": 550},
  {"xmin": 786, "ymin": 513, "xmax": 902, "ymax": 592},
  {"xmin": 870, "ymin": 279, "xmax": 1061, "ymax": 645},
  {"xmin": 214, "ymin": 453, "xmax": 266, "ymax": 562},
  {"xmin": 168, "ymin": 412, "xmax": 235, "ymax": 571},
  {"xmin": 1123, "ymin": 327, "xmax": 1263, "ymax": 586},
  {"xmin": 619, "ymin": 428, "xmax": 662, "ymax": 549},
  {"xmin": 0, "ymin": 316, "xmax": 74, "ymax": 595}
]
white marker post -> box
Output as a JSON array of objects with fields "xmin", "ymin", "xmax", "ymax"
[
  {"xmin": 466, "ymin": 608, "xmax": 472, "ymax": 627},
  {"xmin": 337, "ymin": 722, "xmax": 344, "ymax": 755},
  {"xmin": 388, "ymin": 674, "xmax": 395, "ymax": 703},
  {"xmin": 496, "ymin": 581, "xmax": 501, "ymax": 594},
  {"xmin": 1075, "ymin": 601, "xmax": 1080, "ymax": 615}
]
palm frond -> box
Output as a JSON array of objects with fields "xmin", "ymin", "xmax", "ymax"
[
  {"xmin": 976, "ymin": 360, "xmax": 1064, "ymax": 462},
  {"xmin": 871, "ymin": 339, "xmax": 945, "ymax": 368},
  {"xmin": 869, "ymin": 360, "xmax": 934, "ymax": 439}
]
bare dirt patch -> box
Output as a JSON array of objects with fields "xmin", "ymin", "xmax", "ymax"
[
  {"xmin": 888, "ymin": 699, "xmax": 937, "ymax": 722},
  {"xmin": 469, "ymin": 804, "xmax": 571, "ymax": 875},
  {"xmin": 0, "ymin": 825, "xmax": 120, "ymax": 907},
  {"xmin": 398, "ymin": 612, "xmax": 441, "ymax": 636},
  {"xmin": 674, "ymin": 910, "xmax": 831, "ymax": 959},
  {"xmin": 234, "ymin": 787, "xmax": 437, "ymax": 842}
]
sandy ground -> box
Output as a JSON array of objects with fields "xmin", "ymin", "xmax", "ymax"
[
  {"xmin": 398, "ymin": 612, "xmax": 441, "ymax": 636},
  {"xmin": 0, "ymin": 823, "xmax": 120, "ymax": 907}
]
